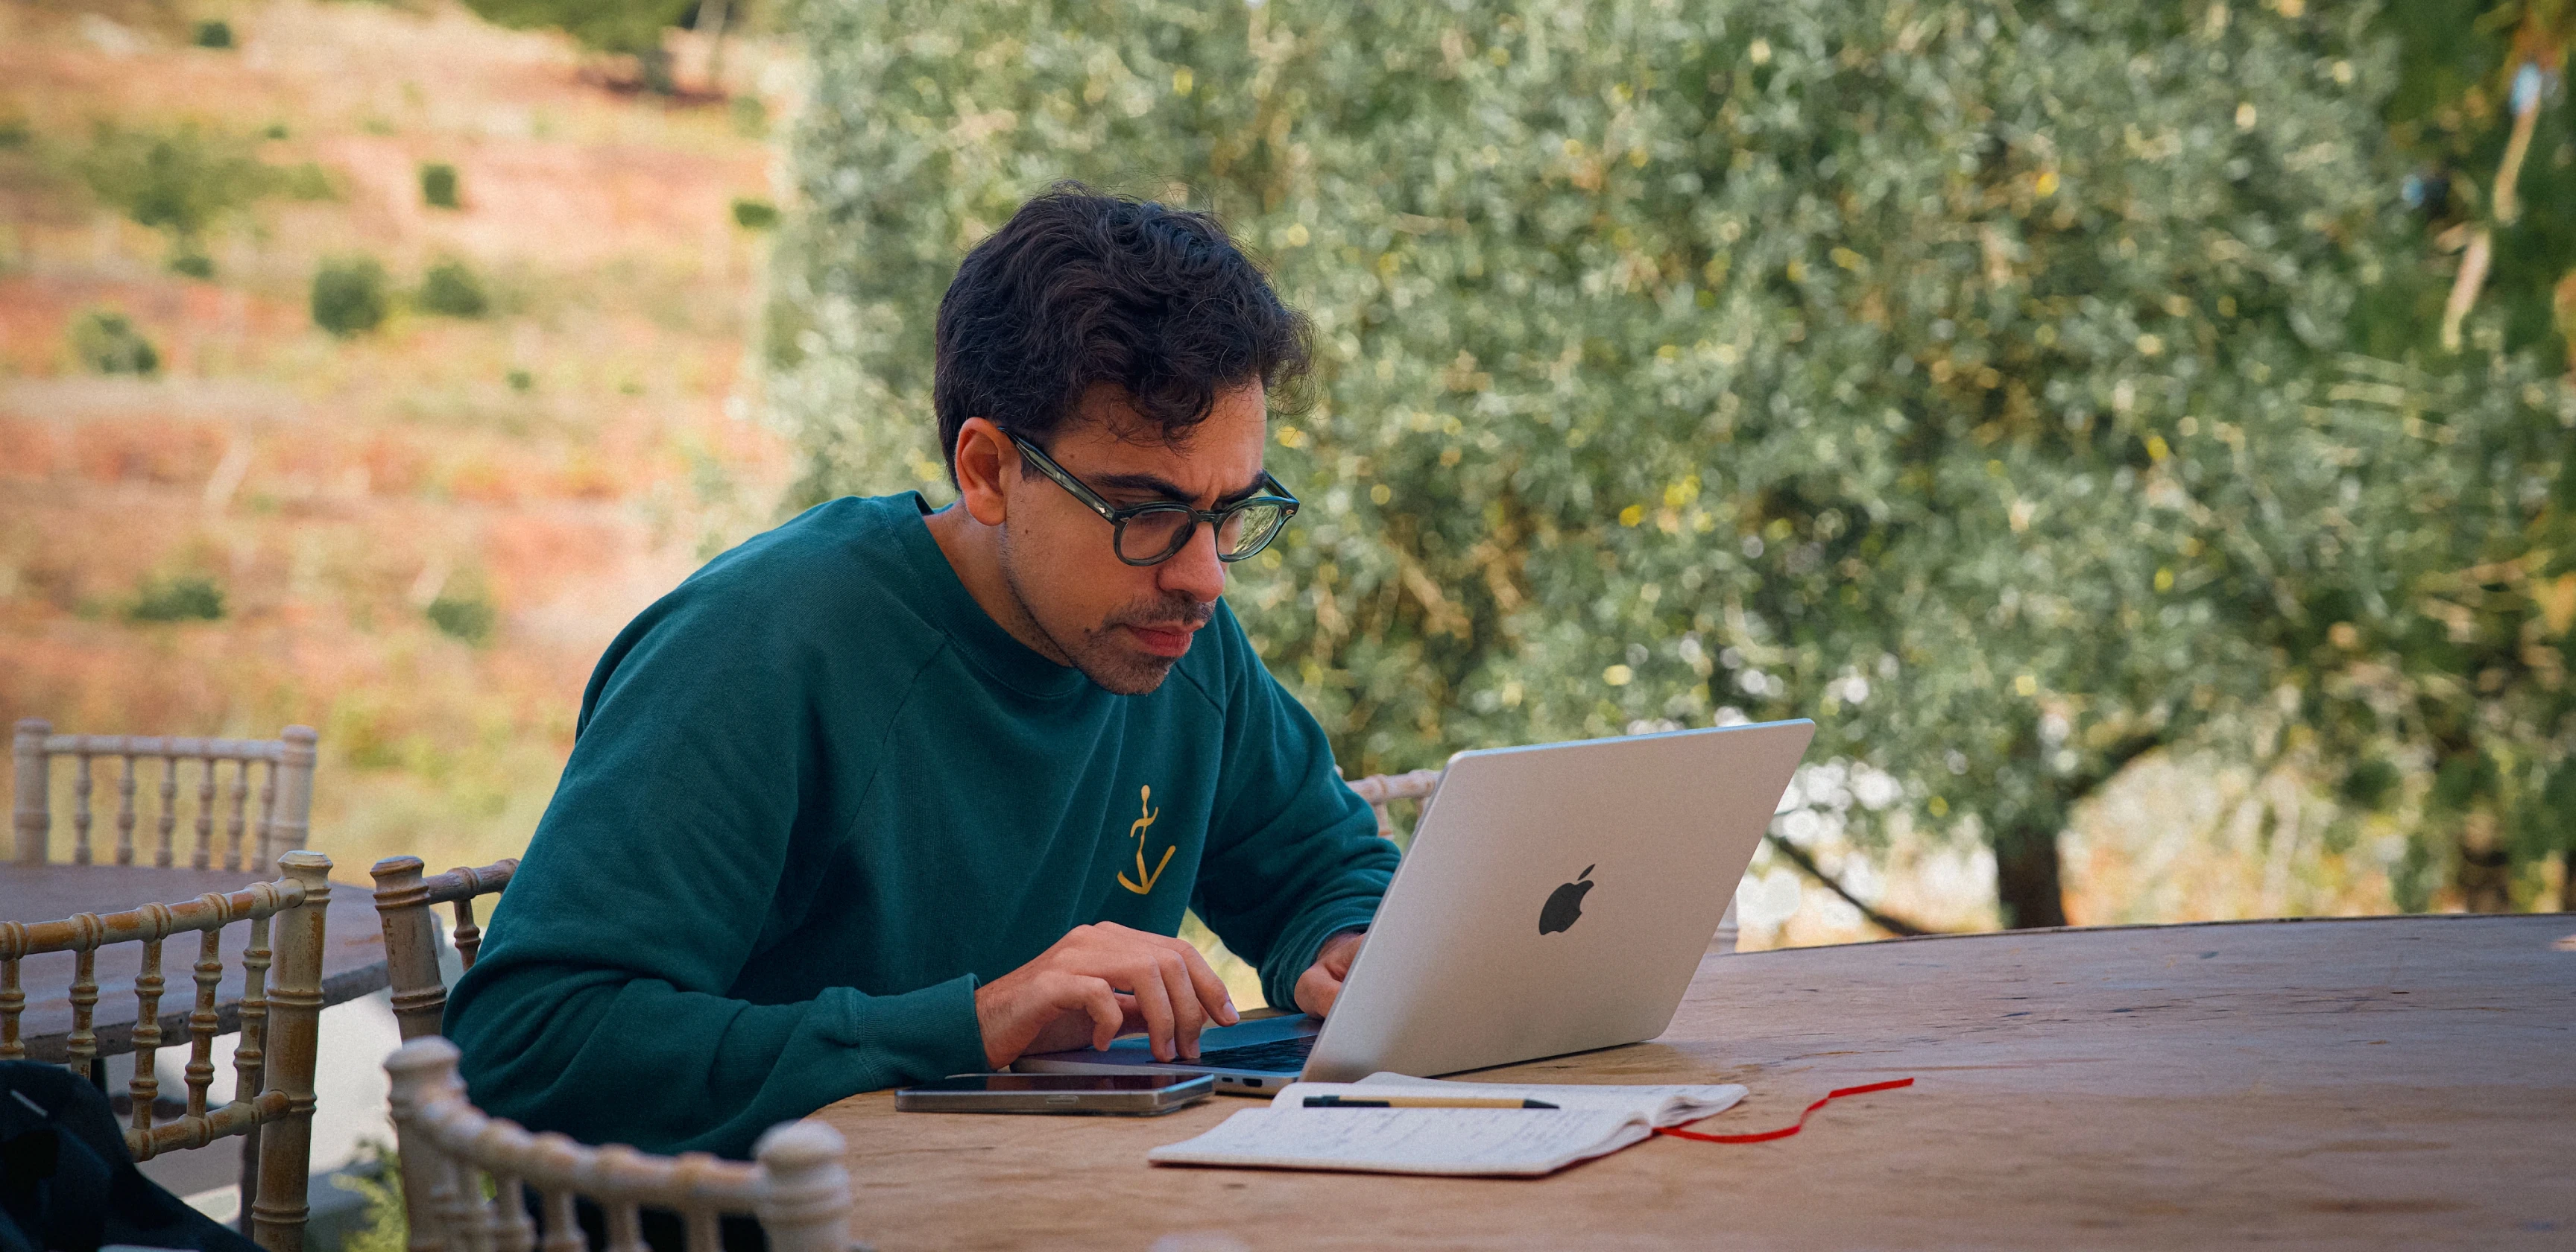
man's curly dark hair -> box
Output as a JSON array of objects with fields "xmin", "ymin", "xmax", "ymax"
[{"xmin": 932, "ymin": 183, "xmax": 1310, "ymax": 484}]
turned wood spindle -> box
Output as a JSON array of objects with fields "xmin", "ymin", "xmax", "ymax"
[
  {"xmin": 254, "ymin": 759, "xmax": 277, "ymax": 876},
  {"xmin": 117, "ymin": 753, "xmax": 139, "ymax": 866},
  {"xmin": 193, "ymin": 750, "xmax": 218, "ymax": 870},
  {"xmin": 157, "ymin": 750, "xmax": 180, "ymax": 867},
  {"xmin": 11, "ymin": 719, "xmax": 48, "ymax": 864},
  {"xmin": 250, "ymin": 851, "xmax": 331, "ymax": 1252},
  {"xmin": 187, "ymin": 912, "xmax": 225, "ymax": 1119},
  {"xmin": 72, "ymin": 752, "xmax": 94, "ymax": 864},
  {"xmin": 129, "ymin": 914, "xmax": 168, "ymax": 1148}
]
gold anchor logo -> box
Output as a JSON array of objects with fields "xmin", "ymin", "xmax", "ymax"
[{"xmin": 1117, "ymin": 784, "xmax": 1175, "ymax": 895}]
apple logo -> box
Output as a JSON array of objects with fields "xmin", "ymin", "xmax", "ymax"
[{"xmin": 1539, "ymin": 864, "xmax": 1595, "ymax": 935}]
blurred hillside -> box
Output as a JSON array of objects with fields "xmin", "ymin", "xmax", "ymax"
[{"xmin": 0, "ymin": 0, "xmax": 793, "ymax": 874}]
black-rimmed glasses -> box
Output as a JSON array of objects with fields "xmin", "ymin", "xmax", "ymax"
[{"xmin": 1009, "ymin": 434, "xmax": 1300, "ymax": 566}]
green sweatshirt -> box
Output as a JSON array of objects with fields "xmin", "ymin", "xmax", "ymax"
[{"xmin": 444, "ymin": 493, "xmax": 1397, "ymax": 1159}]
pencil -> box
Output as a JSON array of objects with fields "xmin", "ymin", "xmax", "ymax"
[{"xmin": 1301, "ymin": 1096, "xmax": 1559, "ymax": 1109}]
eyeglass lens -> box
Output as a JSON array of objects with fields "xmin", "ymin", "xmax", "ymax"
[{"xmin": 1117, "ymin": 502, "xmax": 1289, "ymax": 563}]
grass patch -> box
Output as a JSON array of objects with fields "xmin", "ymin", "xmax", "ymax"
[
  {"xmin": 69, "ymin": 309, "xmax": 159, "ymax": 375},
  {"xmin": 127, "ymin": 575, "xmax": 224, "ymax": 622}
]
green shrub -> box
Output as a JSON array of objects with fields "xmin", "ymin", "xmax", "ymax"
[
  {"xmin": 730, "ymin": 197, "xmax": 777, "ymax": 230},
  {"xmin": 426, "ymin": 593, "xmax": 495, "ymax": 644},
  {"xmin": 192, "ymin": 19, "xmax": 233, "ymax": 48},
  {"xmin": 312, "ymin": 256, "xmax": 390, "ymax": 337},
  {"xmin": 505, "ymin": 368, "xmax": 534, "ymax": 392},
  {"xmin": 168, "ymin": 252, "xmax": 214, "ymax": 279},
  {"xmin": 69, "ymin": 309, "xmax": 158, "ymax": 376},
  {"xmin": 332, "ymin": 1142, "xmax": 406, "ymax": 1252},
  {"xmin": 77, "ymin": 123, "xmax": 276, "ymax": 264},
  {"xmin": 127, "ymin": 575, "xmax": 224, "ymax": 623},
  {"xmin": 419, "ymin": 162, "xmax": 460, "ymax": 209},
  {"xmin": 417, "ymin": 258, "xmax": 488, "ymax": 317}
]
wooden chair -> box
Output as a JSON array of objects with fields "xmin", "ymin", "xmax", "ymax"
[
  {"xmin": 368, "ymin": 855, "xmax": 517, "ymax": 1042},
  {"xmin": 385, "ymin": 1036, "xmax": 859, "ymax": 1252},
  {"xmin": 13, "ymin": 718, "xmax": 318, "ymax": 872},
  {"xmin": 1345, "ymin": 768, "xmax": 1442, "ymax": 840},
  {"xmin": 0, "ymin": 851, "xmax": 336, "ymax": 1252}
]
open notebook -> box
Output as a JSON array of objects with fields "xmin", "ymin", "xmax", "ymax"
[{"xmin": 1146, "ymin": 1072, "xmax": 1749, "ymax": 1177}]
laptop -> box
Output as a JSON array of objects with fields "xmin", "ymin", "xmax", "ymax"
[{"xmin": 1015, "ymin": 718, "xmax": 1816, "ymax": 1092}]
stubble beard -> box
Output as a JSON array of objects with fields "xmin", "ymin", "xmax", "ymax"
[{"xmin": 997, "ymin": 529, "xmax": 1213, "ymax": 696}]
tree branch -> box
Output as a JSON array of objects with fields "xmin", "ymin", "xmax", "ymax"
[{"xmin": 1761, "ymin": 833, "xmax": 1942, "ymax": 938}]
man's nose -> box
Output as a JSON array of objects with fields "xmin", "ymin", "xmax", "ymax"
[{"xmin": 1157, "ymin": 519, "xmax": 1227, "ymax": 604}]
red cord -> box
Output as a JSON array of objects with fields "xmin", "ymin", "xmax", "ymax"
[{"xmin": 1653, "ymin": 1077, "xmax": 1916, "ymax": 1144}]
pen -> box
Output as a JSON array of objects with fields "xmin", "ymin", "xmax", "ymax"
[{"xmin": 1301, "ymin": 1096, "xmax": 1559, "ymax": 1109}]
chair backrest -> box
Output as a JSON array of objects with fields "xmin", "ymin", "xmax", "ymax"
[
  {"xmin": 0, "ymin": 851, "xmax": 336, "ymax": 1252},
  {"xmin": 385, "ymin": 1037, "xmax": 856, "ymax": 1252},
  {"xmin": 1345, "ymin": 768, "xmax": 1443, "ymax": 840},
  {"xmin": 370, "ymin": 856, "xmax": 517, "ymax": 1041},
  {"xmin": 13, "ymin": 718, "xmax": 318, "ymax": 872}
]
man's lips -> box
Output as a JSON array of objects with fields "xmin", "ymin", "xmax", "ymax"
[{"xmin": 1122, "ymin": 622, "xmax": 1201, "ymax": 658}]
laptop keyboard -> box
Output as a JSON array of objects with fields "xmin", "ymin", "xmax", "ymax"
[{"xmin": 1192, "ymin": 1035, "xmax": 1316, "ymax": 1072}]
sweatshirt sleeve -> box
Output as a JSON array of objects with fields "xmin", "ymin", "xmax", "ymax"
[
  {"xmin": 1190, "ymin": 608, "xmax": 1401, "ymax": 1011},
  {"xmin": 441, "ymin": 589, "xmax": 988, "ymax": 1160}
]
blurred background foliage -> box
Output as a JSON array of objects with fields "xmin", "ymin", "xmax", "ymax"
[{"xmin": 770, "ymin": 0, "xmax": 2576, "ymax": 929}]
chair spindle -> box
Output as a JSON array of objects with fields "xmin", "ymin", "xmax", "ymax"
[
  {"xmin": 117, "ymin": 753, "xmax": 139, "ymax": 866},
  {"xmin": 488, "ymin": 1172, "xmax": 537, "ymax": 1252},
  {"xmin": 452, "ymin": 898, "xmax": 485, "ymax": 969},
  {"xmin": 157, "ymin": 752, "xmax": 180, "ymax": 867},
  {"xmin": 255, "ymin": 760, "xmax": 277, "ymax": 874},
  {"xmin": 130, "ymin": 923, "xmax": 167, "ymax": 1146},
  {"xmin": 187, "ymin": 920, "xmax": 224, "ymax": 1118},
  {"xmin": 537, "ymin": 1191, "xmax": 581, "ymax": 1252},
  {"xmin": 194, "ymin": 752, "xmax": 217, "ymax": 870},
  {"xmin": 248, "ymin": 852, "xmax": 332, "ymax": 1249},
  {"xmin": 0, "ymin": 952, "xmax": 23, "ymax": 1060},
  {"xmin": 72, "ymin": 752, "xmax": 94, "ymax": 864},
  {"xmin": 222, "ymin": 759, "xmax": 249, "ymax": 872},
  {"xmin": 67, "ymin": 932, "xmax": 100, "ymax": 1078},
  {"xmin": 605, "ymin": 1201, "xmax": 647, "ymax": 1252}
]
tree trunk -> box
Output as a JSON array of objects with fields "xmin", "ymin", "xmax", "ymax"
[
  {"xmin": 2456, "ymin": 809, "xmax": 2513, "ymax": 914},
  {"xmin": 1993, "ymin": 825, "xmax": 2068, "ymax": 929}
]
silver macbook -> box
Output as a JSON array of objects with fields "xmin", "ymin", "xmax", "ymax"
[{"xmin": 1015, "ymin": 718, "xmax": 1815, "ymax": 1092}]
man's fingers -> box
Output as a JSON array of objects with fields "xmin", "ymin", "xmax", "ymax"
[
  {"xmin": 1068, "ymin": 974, "xmax": 1123, "ymax": 1053},
  {"xmin": 1155, "ymin": 948, "xmax": 1208, "ymax": 1058},
  {"xmin": 1147, "ymin": 932, "xmax": 1240, "ymax": 1028},
  {"xmin": 1123, "ymin": 957, "xmax": 1180, "ymax": 1061}
]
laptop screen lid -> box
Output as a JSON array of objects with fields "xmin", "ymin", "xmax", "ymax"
[{"xmin": 1301, "ymin": 718, "xmax": 1815, "ymax": 1082}]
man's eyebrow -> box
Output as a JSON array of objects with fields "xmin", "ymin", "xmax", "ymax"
[{"xmin": 1092, "ymin": 470, "xmax": 1271, "ymax": 505}]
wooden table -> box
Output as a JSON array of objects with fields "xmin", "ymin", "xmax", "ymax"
[
  {"xmin": 816, "ymin": 914, "xmax": 2576, "ymax": 1250},
  {"xmin": 1, "ymin": 864, "xmax": 389, "ymax": 1063}
]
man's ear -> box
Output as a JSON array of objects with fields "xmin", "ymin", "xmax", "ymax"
[{"xmin": 953, "ymin": 417, "xmax": 1015, "ymax": 527}]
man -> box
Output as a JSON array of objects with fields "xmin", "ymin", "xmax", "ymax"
[{"xmin": 445, "ymin": 186, "xmax": 1398, "ymax": 1160}]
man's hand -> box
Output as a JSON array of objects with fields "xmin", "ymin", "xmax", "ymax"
[
  {"xmin": 1292, "ymin": 929, "xmax": 1366, "ymax": 1019},
  {"xmin": 973, "ymin": 922, "xmax": 1240, "ymax": 1070}
]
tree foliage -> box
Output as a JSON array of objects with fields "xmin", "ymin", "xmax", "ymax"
[
  {"xmin": 461, "ymin": 0, "xmax": 694, "ymax": 58},
  {"xmin": 772, "ymin": 0, "xmax": 2575, "ymax": 924}
]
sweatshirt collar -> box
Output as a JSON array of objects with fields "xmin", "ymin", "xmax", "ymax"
[{"xmin": 899, "ymin": 493, "xmax": 1091, "ymax": 700}]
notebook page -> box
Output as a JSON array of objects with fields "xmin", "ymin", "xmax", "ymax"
[
  {"xmin": 1147, "ymin": 1107, "xmax": 1654, "ymax": 1177},
  {"xmin": 1275, "ymin": 1072, "xmax": 1748, "ymax": 1128}
]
